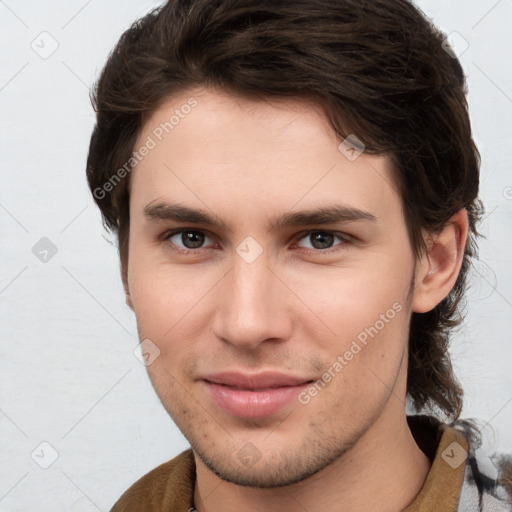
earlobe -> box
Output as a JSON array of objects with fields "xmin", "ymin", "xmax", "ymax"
[
  {"xmin": 121, "ymin": 264, "xmax": 133, "ymax": 310},
  {"xmin": 124, "ymin": 279, "xmax": 134, "ymax": 309},
  {"xmin": 412, "ymin": 209, "xmax": 469, "ymax": 313}
]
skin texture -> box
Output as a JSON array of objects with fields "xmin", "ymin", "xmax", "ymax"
[{"xmin": 124, "ymin": 86, "xmax": 469, "ymax": 512}]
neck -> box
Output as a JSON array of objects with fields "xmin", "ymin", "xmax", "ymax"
[{"xmin": 193, "ymin": 403, "xmax": 431, "ymax": 512}]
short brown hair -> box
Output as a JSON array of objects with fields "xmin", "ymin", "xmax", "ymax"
[{"xmin": 86, "ymin": 0, "xmax": 483, "ymax": 421}]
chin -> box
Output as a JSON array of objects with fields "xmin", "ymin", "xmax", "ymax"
[{"xmin": 192, "ymin": 435, "xmax": 353, "ymax": 489}]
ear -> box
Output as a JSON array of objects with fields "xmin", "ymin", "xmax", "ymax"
[
  {"xmin": 124, "ymin": 288, "xmax": 134, "ymax": 310},
  {"xmin": 412, "ymin": 209, "xmax": 469, "ymax": 313},
  {"xmin": 121, "ymin": 264, "xmax": 134, "ymax": 310}
]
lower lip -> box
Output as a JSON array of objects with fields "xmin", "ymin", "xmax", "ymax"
[{"xmin": 203, "ymin": 381, "xmax": 311, "ymax": 418}]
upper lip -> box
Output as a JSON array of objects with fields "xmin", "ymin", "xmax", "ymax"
[{"xmin": 202, "ymin": 371, "xmax": 313, "ymax": 390}]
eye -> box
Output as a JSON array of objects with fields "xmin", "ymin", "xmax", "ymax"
[
  {"xmin": 295, "ymin": 231, "xmax": 349, "ymax": 252},
  {"xmin": 162, "ymin": 228, "xmax": 350, "ymax": 255},
  {"xmin": 164, "ymin": 229, "xmax": 214, "ymax": 252}
]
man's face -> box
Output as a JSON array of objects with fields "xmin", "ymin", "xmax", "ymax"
[{"xmin": 126, "ymin": 87, "xmax": 418, "ymax": 487}]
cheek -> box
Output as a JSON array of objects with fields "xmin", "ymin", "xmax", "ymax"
[
  {"xmin": 284, "ymin": 260, "xmax": 411, "ymax": 343},
  {"xmin": 301, "ymin": 302, "xmax": 410, "ymax": 431},
  {"xmin": 127, "ymin": 251, "xmax": 217, "ymax": 348},
  {"xmin": 130, "ymin": 278, "xmax": 187, "ymax": 336},
  {"xmin": 290, "ymin": 264, "xmax": 411, "ymax": 403}
]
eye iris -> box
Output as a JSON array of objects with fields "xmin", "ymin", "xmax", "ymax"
[
  {"xmin": 311, "ymin": 232, "xmax": 334, "ymax": 249},
  {"xmin": 182, "ymin": 231, "xmax": 204, "ymax": 249},
  {"xmin": 176, "ymin": 232, "xmax": 337, "ymax": 250}
]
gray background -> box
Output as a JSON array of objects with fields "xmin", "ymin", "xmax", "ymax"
[{"xmin": 1, "ymin": 0, "xmax": 511, "ymax": 510}]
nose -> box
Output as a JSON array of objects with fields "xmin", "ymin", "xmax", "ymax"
[{"xmin": 211, "ymin": 249, "xmax": 292, "ymax": 350}]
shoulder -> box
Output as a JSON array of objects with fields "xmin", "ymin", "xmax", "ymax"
[
  {"xmin": 110, "ymin": 448, "xmax": 196, "ymax": 512},
  {"xmin": 450, "ymin": 419, "xmax": 512, "ymax": 511},
  {"xmin": 408, "ymin": 414, "xmax": 512, "ymax": 511}
]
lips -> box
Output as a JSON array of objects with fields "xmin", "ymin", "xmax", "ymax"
[
  {"xmin": 201, "ymin": 371, "xmax": 313, "ymax": 418},
  {"xmin": 203, "ymin": 371, "xmax": 311, "ymax": 389}
]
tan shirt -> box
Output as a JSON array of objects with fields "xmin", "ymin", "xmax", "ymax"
[
  {"xmin": 110, "ymin": 424, "xmax": 468, "ymax": 511},
  {"xmin": 403, "ymin": 426, "xmax": 468, "ymax": 511}
]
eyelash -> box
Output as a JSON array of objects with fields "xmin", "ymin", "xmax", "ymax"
[{"xmin": 161, "ymin": 229, "xmax": 352, "ymax": 256}]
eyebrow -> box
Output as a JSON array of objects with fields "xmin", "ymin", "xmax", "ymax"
[
  {"xmin": 143, "ymin": 201, "xmax": 377, "ymax": 232},
  {"xmin": 271, "ymin": 205, "xmax": 377, "ymax": 229},
  {"xmin": 144, "ymin": 202, "xmax": 231, "ymax": 231}
]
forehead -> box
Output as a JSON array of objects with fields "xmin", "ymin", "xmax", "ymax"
[{"xmin": 130, "ymin": 87, "xmax": 401, "ymax": 222}]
